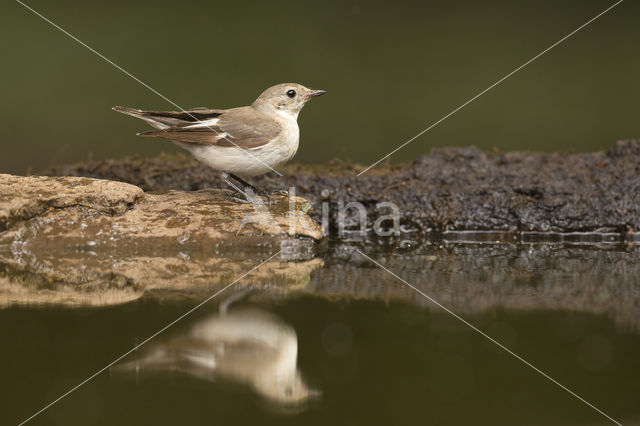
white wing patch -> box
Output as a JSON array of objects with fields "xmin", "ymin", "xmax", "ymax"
[
  {"xmin": 184, "ymin": 118, "xmax": 220, "ymax": 129},
  {"xmin": 183, "ymin": 352, "xmax": 217, "ymax": 369}
]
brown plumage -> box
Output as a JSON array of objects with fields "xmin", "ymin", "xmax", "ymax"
[{"xmin": 112, "ymin": 105, "xmax": 282, "ymax": 149}]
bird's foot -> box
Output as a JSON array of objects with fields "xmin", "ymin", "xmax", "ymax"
[
  {"xmin": 231, "ymin": 197, "xmax": 261, "ymax": 205},
  {"xmin": 221, "ymin": 172, "xmax": 284, "ymax": 204},
  {"xmin": 231, "ymin": 197, "xmax": 281, "ymax": 205},
  {"xmin": 231, "ymin": 188, "xmax": 281, "ymax": 205}
]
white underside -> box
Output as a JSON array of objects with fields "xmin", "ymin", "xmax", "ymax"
[{"xmin": 178, "ymin": 110, "xmax": 300, "ymax": 177}]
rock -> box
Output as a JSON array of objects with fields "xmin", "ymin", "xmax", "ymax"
[
  {"xmin": 0, "ymin": 174, "xmax": 143, "ymax": 232},
  {"xmin": 0, "ymin": 174, "xmax": 323, "ymax": 244},
  {"xmin": 0, "ymin": 174, "xmax": 324, "ymax": 306}
]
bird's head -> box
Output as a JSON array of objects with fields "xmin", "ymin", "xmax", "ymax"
[
  {"xmin": 252, "ymin": 83, "xmax": 325, "ymax": 118},
  {"xmin": 256, "ymin": 371, "xmax": 321, "ymax": 408}
]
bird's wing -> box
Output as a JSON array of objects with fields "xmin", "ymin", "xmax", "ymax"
[
  {"xmin": 113, "ymin": 106, "xmax": 225, "ymax": 129},
  {"xmin": 137, "ymin": 107, "xmax": 282, "ymax": 150}
]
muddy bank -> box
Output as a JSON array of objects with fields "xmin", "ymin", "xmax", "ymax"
[
  {"xmin": 45, "ymin": 140, "xmax": 640, "ymax": 237},
  {"xmin": 2, "ymin": 172, "xmax": 638, "ymax": 328},
  {"xmin": 8, "ymin": 141, "xmax": 639, "ymax": 314}
]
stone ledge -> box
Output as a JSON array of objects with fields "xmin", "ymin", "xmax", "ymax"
[{"xmin": 0, "ymin": 174, "xmax": 323, "ymax": 244}]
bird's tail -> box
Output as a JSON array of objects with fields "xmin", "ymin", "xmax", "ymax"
[
  {"xmin": 112, "ymin": 105, "xmax": 145, "ymax": 118},
  {"xmin": 136, "ymin": 130, "xmax": 160, "ymax": 137},
  {"xmin": 112, "ymin": 106, "xmax": 170, "ymax": 131},
  {"xmin": 110, "ymin": 348, "xmax": 174, "ymax": 374}
]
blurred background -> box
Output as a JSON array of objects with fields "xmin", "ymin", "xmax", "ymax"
[{"xmin": 2, "ymin": 0, "xmax": 638, "ymax": 175}]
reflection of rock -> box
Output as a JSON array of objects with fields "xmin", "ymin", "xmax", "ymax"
[
  {"xmin": 0, "ymin": 262, "xmax": 143, "ymax": 307},
  {"xmin": 304, "ymin": 244, "xmax": 640, "ymax": 330},
  {"xmin": 114, "ymin": 308, "xmax": 319, "ymax": 406},
  {"xmin": 0, "ymin": 174, "xmax": 324, "ymax": 307},
  {"xmin": 0, "ymin": 246, "xmax": 323, "ymax": 307}
]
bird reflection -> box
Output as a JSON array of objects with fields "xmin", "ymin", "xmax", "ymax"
[{"xmin": 114, "ymin": 307, "xmax": 319, "ymax": 406}]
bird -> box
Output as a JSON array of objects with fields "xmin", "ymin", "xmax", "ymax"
[
  {"xmin": 112, "ymin": 308, "xmax": 320, "ymax": 406},
  {"xmin": 113, "ymin": 83, "xmax": 325, "ymax": 202}
]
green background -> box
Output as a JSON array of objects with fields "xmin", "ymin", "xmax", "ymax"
[{"xmin": 2, "ymin": 0, "xmax": 638, "ymax": 174}]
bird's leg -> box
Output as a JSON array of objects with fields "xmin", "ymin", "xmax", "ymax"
[
  {"xmin": 233, "ymin": 174, "xmax": 291, "ymax": 196},
  {"xmin": 218, "ymin": 287, "xmax": 256, "ymax": 315},
  {"xmin": 220, "ymin": 172, "xmax": 266, "ymax": 204},
  {"xmin": 220, "ymin": 172, "xmax": 257, "ymax": 202},
  {"xmin": 228, "ymin": 173, "xmax": 264, "ymax": 195}
]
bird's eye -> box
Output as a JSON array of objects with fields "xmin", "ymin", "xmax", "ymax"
[{"xmin": 286, "ymin": 89, "xmax": 296, "ymax": 98}]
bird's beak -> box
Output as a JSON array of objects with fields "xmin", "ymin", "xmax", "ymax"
[{"xmin": 306, "ymin": 89, "xmax": 326, "ymax": 99}]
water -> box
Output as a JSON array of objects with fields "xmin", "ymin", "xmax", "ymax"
[
  {"xmin": 2, "ymin": 241, "xmax": 639, "ymax": 425},
  {"xmin": 5, "ymin": 1, "xmax": 640, "ymax": 423}
]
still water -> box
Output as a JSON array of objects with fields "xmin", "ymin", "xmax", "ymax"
[{"xmin": 2, "ymin": 242, "xmax": 640, "ymax": 425}]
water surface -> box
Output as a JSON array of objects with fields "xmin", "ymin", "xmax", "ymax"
[{"xmin": 2, "ymin": 242, "xmax": 639, "ymax": 425}]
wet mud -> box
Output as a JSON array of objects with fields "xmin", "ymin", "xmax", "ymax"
[{"xmin": 44, "ymin": 140, "xmax": 640, "ymax": 238}]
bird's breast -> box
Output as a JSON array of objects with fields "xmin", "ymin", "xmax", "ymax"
[{"xmin": 270, "ymin": 111, "xmax": 300, "ymax": 162}]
